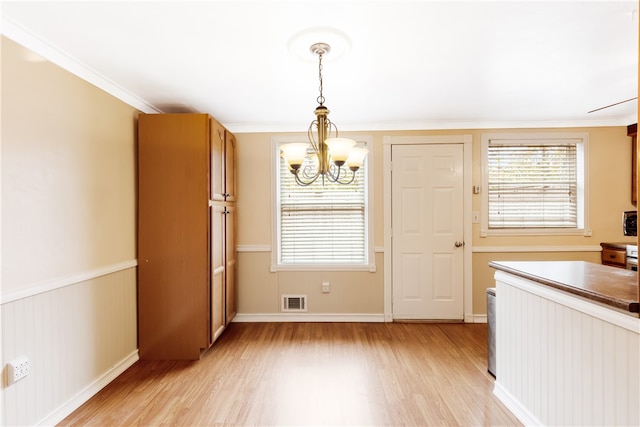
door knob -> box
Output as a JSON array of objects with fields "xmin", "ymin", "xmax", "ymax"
[{"xmin": 455, "ymin": 241, "xmax": 464, "ymax": 247}]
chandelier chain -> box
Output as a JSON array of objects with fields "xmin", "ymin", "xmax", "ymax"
[{"xmin": 317, "ymin": 51, "xmax": 325, "ymax": 106}]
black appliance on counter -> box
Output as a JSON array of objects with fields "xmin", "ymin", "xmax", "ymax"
[{"xmin": 623, "ymin": 211, "xmax": 637, "ymax": 236}]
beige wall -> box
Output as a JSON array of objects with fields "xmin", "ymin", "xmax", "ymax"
[
  {"xmin": 236, "ymin": 127, "xmax": 636, "ymax": 317},
  {"xmin": 236, "ymin": 133, "xmax": 387, "ymax": 317},
  {"xmin": 1, "ymin": 36, "xmax": 139, "ymax": 425},
  {"xmin": 2, "ymin": 37, "xmax": 137, "ymax": 293}
]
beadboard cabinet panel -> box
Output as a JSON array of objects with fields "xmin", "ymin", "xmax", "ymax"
[{"xmin": 493, "ymin": 270, "xmax": 640, "ymax": 426}]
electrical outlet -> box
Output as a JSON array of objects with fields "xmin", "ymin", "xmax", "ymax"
[
  {"xmin": 322, "ymin": 281, "xmax": 330, "ymax": 293},
  {"xmin": 7, "ymin": 356, "xmax": 30, "ymax": 385}
]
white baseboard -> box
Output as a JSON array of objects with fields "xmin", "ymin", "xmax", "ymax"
[
  {"xmin": 233, "ymin": 313, "xmax": 386, "ymax": 323},
  {"xmin": 37, "ymin": 350, "xmax": 139, "ymax": 426},
  {"xmin": 472, "ymin": 314, "xmax": 488, "ymax": 323},
  {"xmin": 463, "ymin": 314, "xmax": 487, "ymax": 323},
  {"xmin": 234, "ymin": 313, "xmax": 488, "ymax": 323},
  {"xmin": 493, "ymin": 381, "xmax": 542, "ymax": 427}
]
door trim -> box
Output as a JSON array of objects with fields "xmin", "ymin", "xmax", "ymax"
[{"xmin": 383, "ymin": 135, "xmax": 473, "ymax": 322}]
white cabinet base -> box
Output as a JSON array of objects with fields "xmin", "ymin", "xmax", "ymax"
[{"xmin": 494, "ymin": 270, "xmax": 640, "ymax": 427}]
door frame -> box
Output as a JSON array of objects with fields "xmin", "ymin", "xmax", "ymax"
[{"xmin": 383, "ymin": 135, "xmax": 473, "ymax": 322}]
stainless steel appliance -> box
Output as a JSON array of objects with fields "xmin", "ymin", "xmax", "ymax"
[
  {"xmin": 487, "ymin": 287, "xmax": 496, "ymax": 377},
  {"xmin": 626, "ymin": 244, "xmax": 637, "ymax": 271},
  {"xmin": 623, "ymin": 211, "xmax": 637, "ymax": 236}
]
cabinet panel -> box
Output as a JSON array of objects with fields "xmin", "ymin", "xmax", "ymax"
[
  {"xmin": 137, "ymin": 113, "xmax": 211, "ymax": 360},
  {"xmin": 225, "ymin": 205, "xmax": 237, "ymax": 324},
  {"xmin": 602, "ymin": 248, "xmax": 626, "ymax": 268},
  {"xmin": 211, "ymin": 118, "xmax": 226, "ymax": 202},
  {"xmin": 211, "ymin": 205, "xmax": 226, "ymax": 341},
  {"xmin": 211, "ymin": 121, "xmax": 235, "ymax": 202},
  {"xmin": 600, "ymin": 243, "xmax": 628, "ymax": 269},
  {"xmin": 225, "ymin": 130, "xmax": 237, "ymax": 202}
]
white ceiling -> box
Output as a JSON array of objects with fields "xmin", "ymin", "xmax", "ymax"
[{"xmin": 2, "ymin": 1, "xmax": 638, "ymax": 133}]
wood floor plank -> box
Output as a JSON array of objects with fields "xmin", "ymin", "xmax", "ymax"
[{"xmin": 58, "ymin": 322, "xmax": 521, "ymax": 426}]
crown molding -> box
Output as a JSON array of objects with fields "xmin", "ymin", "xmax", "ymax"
[
  {"xmin": 225, "ymin": 115, "xmax": 638, "ymax": 134},
  {"xmin": 1, "ymin": 16, "xmax": 160, "ymax": 114}
]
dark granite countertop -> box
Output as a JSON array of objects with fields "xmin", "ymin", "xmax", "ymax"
[{"xmin": 489, "ymin": 260, "xmax": 639, "ymax": 314}]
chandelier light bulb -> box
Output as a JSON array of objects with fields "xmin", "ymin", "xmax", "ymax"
[
  {"xmin": 346, "ymin": 147, "xmax": 369, "ymax": 171},
  {"xmin": 281, "ymin": 143, "xmax": 309, "ymax": 170},
  {"xmin": 325, "ymin": 138, "xmax": 356, "ymax": 165}
]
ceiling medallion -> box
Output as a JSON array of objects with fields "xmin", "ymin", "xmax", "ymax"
[{"xmin": 287, "ymin": 26, "xmax": 351, "ymax": 62}]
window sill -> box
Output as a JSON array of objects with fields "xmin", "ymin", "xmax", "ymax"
[
  {"xmin": 480, "ymin": 228, "xmax": 592, "ymax": 237},
  {"xmin": 270, "ymin": 263, "xmax": 377, "ymax": 273}
]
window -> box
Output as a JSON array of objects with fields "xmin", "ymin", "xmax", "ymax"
[
  {"xmin": 481, "ymin": 133, "xmax": 590, "ymax": 237},
  {"xmin": 272, "ymin": 136, "xmax": 373, "ymax": 270}
]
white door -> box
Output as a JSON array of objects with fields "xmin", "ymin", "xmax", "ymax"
[{"xmin": 392, "ymin": 144, "xmax": 464, "ymax": 320}]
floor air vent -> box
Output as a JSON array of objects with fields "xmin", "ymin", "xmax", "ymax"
[{"xmin": 282, "ymin": 295, "xmax": 307, "ymax": 312}]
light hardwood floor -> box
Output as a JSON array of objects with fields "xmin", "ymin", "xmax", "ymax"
[{"xmin": 59, "ymin": 322, "xmax": 521, "ymax": 426}]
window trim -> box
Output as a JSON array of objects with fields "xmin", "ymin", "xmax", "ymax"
[
  {"xmin": 480, "ymin": 132, "xmax": 591, "ymax": 237},
  {"xmin": 270, "ymin": 135, "xmax": 375, "ymax": 272}
]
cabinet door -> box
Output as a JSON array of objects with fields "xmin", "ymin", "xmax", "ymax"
[
  {"xmin": 225, "ymin": 130, "xmax": 237, "ymax": 202},
  {"xmin": 211, "ymin": 118, "xmax": 226, "ymax": 202},
  {"xmin": 225, "ymin": 205, "xmax": 237, "ymax": 324},
  {"xmin": 211, "ymin": 204, "xmax": 226, "ymax": 341},
  {"xmin": 138, "ymin": 113, "xmax": 211, "ymax": 360}
]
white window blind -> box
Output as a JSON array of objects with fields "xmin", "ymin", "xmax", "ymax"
[
  {"xmin": 279, "ymin": 157, "xmax": 367, "ymax": 264},
  {"xmin": 487, "ymin": 143, "xmax": 578, "ymax": 229}
]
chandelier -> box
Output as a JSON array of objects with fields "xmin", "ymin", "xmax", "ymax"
[{"xmin": 280, "ymin": 42, "xmax": 368, "ymax": 186}]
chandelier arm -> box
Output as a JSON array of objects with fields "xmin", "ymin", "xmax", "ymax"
[
  {"xmin": 307, "ymin": 121, "xmax": 320, "ymax": 152},
  {"xmin": 326, "ymin": 163, "xmax": 356, "ymax": 184},
  {"xmin": 328, "ymin": 120, "xmax": 338, "ymax": 138},
  {"xmin": 335, "ymin": 171, "xmax": 357, "ymax": 185},
  {"xmin": 298, "ymin": 162, "xmax": 319, "ymax": 179},
  {"xmin": 294, "ymin": 169, "xmax": 322, "ymax": 186},
  {"xmin": 326, "ymin": 164, "xmax": 357, "ymax": 185}
]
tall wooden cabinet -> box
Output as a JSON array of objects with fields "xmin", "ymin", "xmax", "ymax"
[{"xmin": 137, "ymin": 113, "xmax": 237, "ymax": 360}]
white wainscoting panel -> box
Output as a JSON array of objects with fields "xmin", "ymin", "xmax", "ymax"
[
  {"xmin": 495, "ymin": 272, "xmax": 640, "ymax": 427},
  {"xmin": 1, "ymin": 267, "xmax": 138, "ymax": 426}
]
